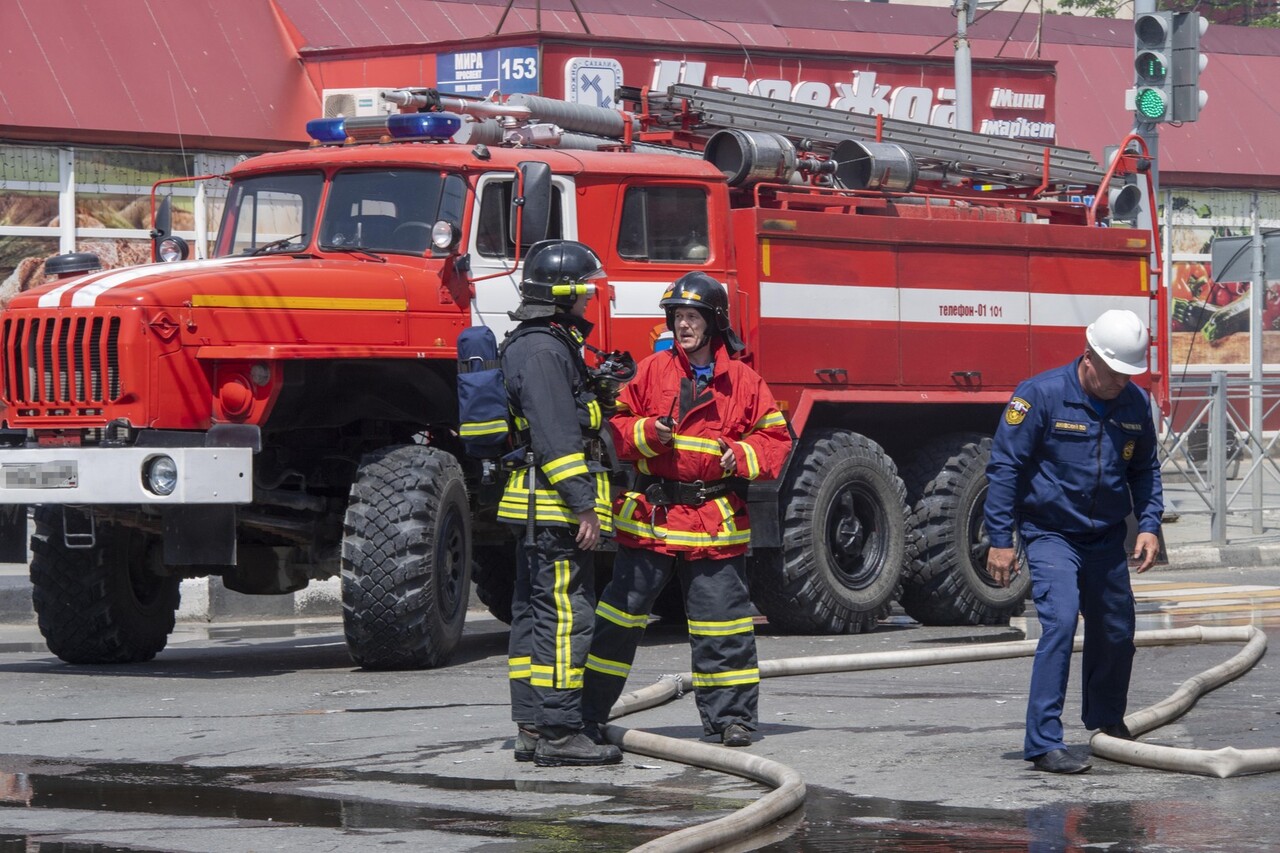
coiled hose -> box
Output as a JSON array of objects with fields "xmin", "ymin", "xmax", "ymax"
[{"xmin": 599, "ymin": 624, "xmax": 1273, "ymax": 853}]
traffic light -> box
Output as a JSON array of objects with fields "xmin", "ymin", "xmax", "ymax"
[
  {"xmin": 1171, "ymin": 11, "xmax": 1209, "ymax": 123},
  {"xmin": 1133, "ymin": 11, "xmax": 1174, "ymax": 122}
]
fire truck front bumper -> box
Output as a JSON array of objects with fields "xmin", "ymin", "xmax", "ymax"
[{"xmin": 0, "ymin": 446, "xmax": 253, "ymax": 505}]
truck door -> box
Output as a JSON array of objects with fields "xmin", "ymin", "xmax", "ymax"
[
  {"xmin": 600, "ymin": 182, "xmax": 717, "ymax": 364},
  {"xmin": 467, "ymin": 173, "xmax": 583, "ymax": 340}
]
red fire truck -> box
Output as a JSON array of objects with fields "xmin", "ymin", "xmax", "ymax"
[{"xmin": 0, "ymin": 85, "xmax": 1163, "ymax": 667}]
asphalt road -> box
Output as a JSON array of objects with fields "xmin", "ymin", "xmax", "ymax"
[{"xmin": 0, "ymin": 563, "xmax": 1277, "ymax": 852}]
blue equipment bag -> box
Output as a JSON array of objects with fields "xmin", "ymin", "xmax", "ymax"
[{"xmin": 456, "ymin": 325, "xmax": 510, "ymax": 458}]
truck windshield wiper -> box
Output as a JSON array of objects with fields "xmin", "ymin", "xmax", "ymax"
[
  {"xmin": 250, "ymin": 233, "xmax": 309, "ymax": 255},
  {"xmin": 318, "ymin": 244, "xmax": 387, "ymax": 263}
]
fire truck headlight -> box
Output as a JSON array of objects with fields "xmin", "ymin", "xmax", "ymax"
[
  {"xmin": 158, "ymin": 236, "xmax": 189, "ymax": 263},
  {"xmin": 143, "ymin": 455, "xmax": 178, "ymax": 497},
  {"xmin": 431, "ymin": 221, "xmax": 460, "ymax": 250}
]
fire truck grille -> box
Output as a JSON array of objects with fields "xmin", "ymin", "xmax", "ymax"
[{"xmin": 2, "ymin": 315, "xmax": 123, "ymax": 407}]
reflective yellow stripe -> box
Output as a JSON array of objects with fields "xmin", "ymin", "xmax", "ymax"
[
  {"xmin": 554, "ymin": 558, "xmax": 572, "ymax": 688},
  {"xmin": 688, "ymin": 617, "xmax": 755, "ymax": 636},
  {"xmin": 587, "ymin": 400, "xmax": 602, "ymax": 430},
  {"xmin": 740, "ymin": 441, "xmax": 760, "ymax": 479},
  {"xmin": 691, "ymin": 667, "xmax": 760, "ymax": 688},
  {"xmin": 586, "ymin": 654, "xmax": 631, "ymax": 677},
  {"xmin": 531, "ymin": 664, "xmax": 584, "ymax": 689},
  {"xmin": 498, "ymin": 470, "xmax": 614, "ymax": 533},
  {"xmin": 637, "ymin": 457, "xmax": 652, "ymax": 475},
  {"xmin": 460, "ymin": 419, "xmax": 507, "ymax": 437},
  {"xmin": 191, "ymin": 294, "xmax": 408, "ymax": 311},
  {"xmin": 514, "ymin": 415, "xmax": 529, "ymax": 431},
  {"xmin": 672, "ymin": 434, "xmax": 722, "ymax": 454},
  {"xmin": 613, "ymin": 514, "xmax": 751, "ymax": 547},
  {"xmin": 543, "ymin": 452, "xmax": 589, "ymax": 485},
  {"xmin": 509, "ymin": 656, "xmax": 532, "ymax": 679},
  {"xmin": 596, "ymin": 600, "xmax": 648, "ymax": 629},
  {"xmin": 753, "ymin": 411, "xmax": 787, "ymax": 430},
  {"xmin": 634, "ymin": 418, "xmax": 660, "ymax": 458}
]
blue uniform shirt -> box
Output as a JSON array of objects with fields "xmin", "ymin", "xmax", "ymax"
[{"xmin": 984, "ymin": 357, "xmax": 1164, "ymax": 549}]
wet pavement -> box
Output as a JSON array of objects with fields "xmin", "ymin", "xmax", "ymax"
[{"xmin": 0, "ymin": 563, "xmax": 1277, "ymax": 852}]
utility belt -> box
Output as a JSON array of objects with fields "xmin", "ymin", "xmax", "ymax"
[{"xmin": 639, "ymin": 475, "xmax": 743, "ymax": 507}]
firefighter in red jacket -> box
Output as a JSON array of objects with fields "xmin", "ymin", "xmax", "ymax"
[{"xmin": 582, "ymin": 271, "xmax": 792, "ymax": 747}]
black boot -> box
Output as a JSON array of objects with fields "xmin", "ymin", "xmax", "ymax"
[
  {"xmin": 514, "ymin": 724, "xmax": 540, "ymax": 762},
  {"xmin": 534, "ymin": 728, "xmax": 623, "ymax": 767}
]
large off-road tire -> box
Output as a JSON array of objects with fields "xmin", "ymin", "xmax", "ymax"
[
  {"xmin": 472, "ymin": 539, "xmax": 515, "ymax": 625},
  {"xmin": 748, "ymin": 429, "xmax": 907, "ymax": 634},
  {"xmin": 901, "ymin": 437, "xmax": 1030, "ymax": 625},
  {"xmin": 898, "ymin": 432, "xmax": 990, "ymax": 506},
  {"xmin": 342, "ymin": 445, "xmax": 471, "ymax": 669},
  {"xmin": 29, "ymin": 507, "xmax": 180, "ymax": 664}
]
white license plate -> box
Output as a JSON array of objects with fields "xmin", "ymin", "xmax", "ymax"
[{"xmin": 3, "ymin": 460, "xmax": 79, "ymax": 489}]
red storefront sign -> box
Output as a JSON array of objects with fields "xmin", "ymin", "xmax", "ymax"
[{"xmin": 539, "ymin": 44, "xmax": 1057, "ymax": 142}]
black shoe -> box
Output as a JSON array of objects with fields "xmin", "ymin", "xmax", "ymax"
[
  {"xmin": 1031, "ymin": 748, "xmax": 1091, "ymax": 774},
  {"xmin": 721, "ymin": 723, "xmax": 752, "ymax": 747},
  {"xmin": 534, "ymin": 731, "xmax": 623, "ymax": 767},
  {"xmin": 1098, "ymin": 723, "xmax": 1134, "ymax": 741},
  {"xmin": 582, "ymin": 720, "xmax": 611, "ymax": 746},
  {"xmin": 514, "ymin": 724, "xmax": 539, "ymax": 763}
]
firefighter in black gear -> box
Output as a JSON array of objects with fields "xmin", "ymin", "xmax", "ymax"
[{"xmin": 499, "ymin": 239, "xmax": 622, "ymax": 768}]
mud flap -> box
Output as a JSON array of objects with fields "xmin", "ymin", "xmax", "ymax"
[
  {"xmin": 0, "ymin": 505, "xmax": 27, "ymax": 563},
  {"xmin": 162, "ymin": 505, "xmax": 236, "ymax": 566}
]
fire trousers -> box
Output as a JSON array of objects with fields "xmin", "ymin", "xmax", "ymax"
[
  {"xmin": 582, "ymin": 544, "xmax": 759, "ymax": 736},
  {"xmin": 508, "ymin": 526, "xmax": 596, "ymax": 732},
  {"xmin": 1022, "ymin": 522, "xmax": 1135, "ymax": 759}
]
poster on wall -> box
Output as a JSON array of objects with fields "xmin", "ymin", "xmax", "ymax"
[{"xmin": 1167, "ymin": 190, "xmax": 1280, "ymax": 370}]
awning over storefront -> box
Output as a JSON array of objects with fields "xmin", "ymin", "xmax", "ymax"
[{"xmin": 0, "ymin": 0, "xmax": 316, "ymax": 151}]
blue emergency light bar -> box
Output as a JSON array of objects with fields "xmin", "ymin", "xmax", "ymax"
[
  {"xmin": 305, "ymin": 112, "xmax": 462, "ymax": 145},
  {"xmin": 387, "ymin": 112, "xmax": 462, "ymax": 140}
]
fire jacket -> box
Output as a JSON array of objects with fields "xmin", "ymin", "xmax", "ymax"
[
  {"xmin": 985, "ymin": 357, "xmax": 1164, "ymax": 548},
  {"xmin": 497, "ymin": 316, "xmax": 613, "ymax": 534},
  {"xmin": 609, "ymin": 339, "xmax": 792, "ymax": 559}
]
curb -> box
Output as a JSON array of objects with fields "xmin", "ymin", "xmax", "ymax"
[{"xmin": 0, "ymin": 575, "xmax": 342, "ymax": 627}]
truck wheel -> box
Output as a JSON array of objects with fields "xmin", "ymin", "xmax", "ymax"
[
  {"xmin": 30, "ymin": 508, "xmax": 180, "ymax": 664},
  {"xmin": 749, "ymin": 429, "xmax": 906, "ymax": 634},
  {"xmin": 898, "ymin": 432, "xmax": 989, "ymax": 505},
  {"xmin": 342, "ymin": 445, "xmax": 471, "ymax": 669},
  {"xmin": 473, "ymin": 541, "xmax": 515, "ymax": 625},
  {"xmin": 900, "ymin": 437, "xmax": 1030, "ymax": 625}
]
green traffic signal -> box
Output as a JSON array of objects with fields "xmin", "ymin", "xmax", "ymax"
[
  {"xmin": 1136, "ymin": 87, "xmax": 1168, "ymax": 120},
  {"xmin": 1135, "ymin": 50, "xmax": 1167, "ymax": 82}
]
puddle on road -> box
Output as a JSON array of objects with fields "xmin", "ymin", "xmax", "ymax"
[
  {"xmin": 751, "ymin": 786, "xmax": 1267, "ymax": 852},
  {"xmin": 1, "ymin": 759, "xmax": 1265, "ymax": 852},
  {"xmin": 0, "ymin": 759, "xmax": 730, "ymax": 850}
]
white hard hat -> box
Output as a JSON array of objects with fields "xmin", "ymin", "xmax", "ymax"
[{"xmin": 1086, "ymin": 309, "xmax": 1149, "ymax": 375}]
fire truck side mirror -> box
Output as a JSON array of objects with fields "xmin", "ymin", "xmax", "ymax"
[
  {"xmin": 150, "ymin": 195, "xmax": 189, "ymax": 263},
  {"xmin": 512, "ymin": 162, "xmax": 552, "ymax": 248}
]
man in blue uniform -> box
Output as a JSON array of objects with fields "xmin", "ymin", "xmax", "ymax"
[{"xmin": 985, "ymin": 309, "xmax": 1164, "ymax": 774}]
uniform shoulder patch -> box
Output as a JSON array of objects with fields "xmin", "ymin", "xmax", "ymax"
[{"xmin": 1005, "ymin": 397, "xmax": 1031, "ymax": 426}]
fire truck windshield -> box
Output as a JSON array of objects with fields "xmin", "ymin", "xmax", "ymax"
[
  {"xmin": 317, "ymin": 169, "xmax": 465, "ymax": 257},
  {"xmin": 216, "ymin": 172, "xmax": 323, "ymax": 257},
  {"xmin": 214, "ymin": 169, "xmax": 466, "ymax": 259}
]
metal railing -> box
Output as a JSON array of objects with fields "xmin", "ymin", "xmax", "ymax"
[{"xmin": 1162, "ymin": 373, "xmax": 1280, "ymax": 544}]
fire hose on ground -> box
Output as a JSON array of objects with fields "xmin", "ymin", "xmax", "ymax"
[{"xmin": 596, "ymin": 624, "xmax": 1275, "ymax": 853}]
